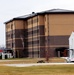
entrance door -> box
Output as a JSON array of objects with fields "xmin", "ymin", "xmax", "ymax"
[{"xmin": 15, "ymin": 50, "xmax": 19, "ymax": 58}]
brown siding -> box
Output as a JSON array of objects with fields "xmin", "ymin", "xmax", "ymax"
[
  {"xmin": 49, "ymin": 35, "xmax": 69, "ymax": 45},
  {"xmin": 49, "ymin": 14, "xmax": 74, "ymax": 36},
  {"xmin": 15, "ymin": 39, "xmax": 23, "ymax": 47},
  {"xmin": 38, "ymin": 15, "xmax": 44, "ymax": 25},
  {"xmin": 45, "ymin": 35, "xmax": 69, "ymax": 57},
  {"xmin": 15, "ymin": 29, "xmax": 25, "ymax": 38},
  {"xmin": 15, "ymin": 20, "xmax": 25, "ymax": 29}
]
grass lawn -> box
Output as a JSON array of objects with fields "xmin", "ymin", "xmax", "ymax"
[
  {"xmin": 0, "ymin": 57, "xmax": 73, "ymax": 75},
  {"xmin": 0, "ymin": 57, "xmax": 66, "ymax": 64},
  {"xmin": 0, "ymin": 65, "xmax": 74, "ymax": 75}
]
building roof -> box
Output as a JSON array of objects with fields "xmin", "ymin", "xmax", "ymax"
[
  {"xmin": 39, "ymin": 9, "xmax": 74, "ymax": 14},
  {"xmin": 5, "ymin": 9, "xmax": 74, "ymax": 24}
]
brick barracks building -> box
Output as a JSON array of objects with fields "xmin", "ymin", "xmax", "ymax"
[{"xmin": 5, "ymin": 9, "xmax": 74, "ymax": 58}]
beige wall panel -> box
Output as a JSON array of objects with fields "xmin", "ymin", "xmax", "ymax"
[
  {"xmin": 49, "ymin": 14, "xmax": 74, "ymax": 35},
  {"xmin": 49, "ymin": 24, "xmax": 74, "ymax": 35},
  {"xmin": 13, "ymin": 21, "xmax": 15, "ymax": 30},
  {"xmin": 6, "ymin": 24, "xmax": 9, "ymax": 32},
  {"xmin": 38, "ymin": 15, "xmax": 44, "ymax": 25},
  {"xmin": 6, "ymin": 21, "xmax": 18, "ymax": 32},
  {"xmin": 44, "ymin": 14, "xmax": 50, "ymax": 36},
  {"xmin": 45, "ymin": 24, "xmax": 49, "ymax": 35},
  {"xmin": 49, "ymin": 45, "xmax": 68, "ymax": 47},
  {"xmin": 24, "ymin": 21, "xmax": 27, "ymax": 29},
  {"xmin": 13, "ymin": 47, "xmax": 23, "ymax": 49},
  {"xmin": 33, "ymin": 16, "xmax": 37, "ymax": 20},
  {"xmin": 33, "ymin": 23, "xmax": 37, "ymax": 27},
  {"xmin": 27, "ymin": 18, "xmax": 32, "ymax": 28},
  {"xmin": 28, "ymin": 24, "xmax": 32, "ymax": 28},
  {"xmin": 27, "ymin": 16, "xmax": 38, "ymax": 28},
  {"xmin": 27, "ymin": 23, "xmax": 38, "ymax": 28},
  {"xmin": 33, "ymin": 16, "xmax": 38, "ymax": 27},
  {"xmin": 27, "ymin": 18, "xmax": 32, "ymax": 25},
  {"xmin": 15, "ymin": 20, "xmax": 24, "ymax": 29},
  {"xmin": 6, "ymin": 22, "xmax": 12, "ymax": 32}
]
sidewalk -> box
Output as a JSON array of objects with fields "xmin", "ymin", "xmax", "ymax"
[{"xmin": 4, "ymin": 63, "xmax": 74, "ymax": 67}]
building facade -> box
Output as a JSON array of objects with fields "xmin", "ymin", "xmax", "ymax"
[{"xmin": 5, "ymin": 9, "xmax": 74, "ymax": 58}]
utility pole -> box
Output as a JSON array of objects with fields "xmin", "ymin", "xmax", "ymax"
[
  {"xmin": 46, "ymin": 15, "xmax": 49, "ymax": 62},
  {"xmin": 46, "ymin": 36, "xmax": 49, "ymax": 62}
]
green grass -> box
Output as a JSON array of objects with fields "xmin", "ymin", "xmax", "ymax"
[{"xmin": 0, "ymin": 65, "xmax": 74, "ymax": 75}]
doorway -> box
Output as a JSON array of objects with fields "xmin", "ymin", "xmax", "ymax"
[
  {"xmin": 55, "ymin": 47, "xmax": 68, "ymax": 57},
  {"xmin": 15, "ymin": 50, "xmax": 19, "ymax": 58}
]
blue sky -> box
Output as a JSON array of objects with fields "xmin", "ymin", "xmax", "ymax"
[{"xmin": 0, "ymin": 0, "xmax": 74, "ymax": 46}]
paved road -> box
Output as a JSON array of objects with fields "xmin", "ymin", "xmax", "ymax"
[
  {"xmin": 4, "ymin": 63, "xmax": 74, "ymax": 67},
  {"xmin": 0, "ymin": 60, "xmax": 23, "ymax": 62}
]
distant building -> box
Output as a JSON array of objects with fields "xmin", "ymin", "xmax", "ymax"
[
  {"xmin": 0, "ymin": 49, "xmax": 13, "ymax": 59},
  {"xmin": 5, "ymin": 9, "xmax": 74, "ymax": 58}
]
